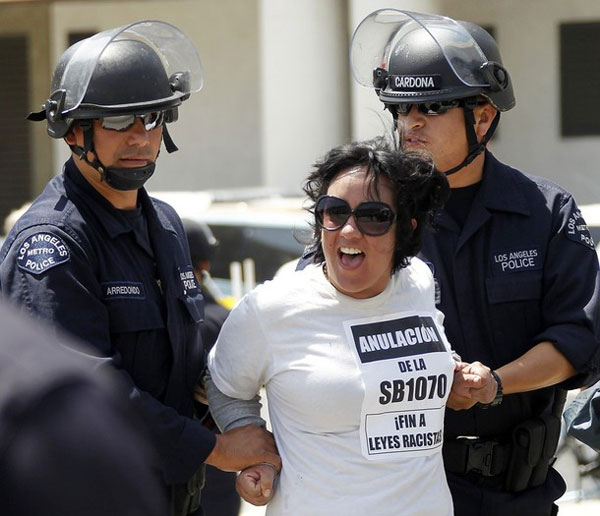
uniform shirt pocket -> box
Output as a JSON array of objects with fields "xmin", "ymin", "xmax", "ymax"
[
  {"xmin": 486, "ymin": 275, "xmax": 542, "ymax": 303},
  {"xmin": 102, "ymin": 280, "xmax": 165, "ymax": 333},
  {"xmin": 485, "ymin": 274, "xmax": 543, "ymax": 364},
  {"xmin": 180, "ymin": 291, "xmax": 205, "ymax": 323}
]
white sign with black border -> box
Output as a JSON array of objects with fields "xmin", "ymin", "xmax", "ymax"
[{"xmin": 344, "ymin": 311, "xmax": 455, "ymax": 461}]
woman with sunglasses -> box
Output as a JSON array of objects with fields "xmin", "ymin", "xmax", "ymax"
[{"xmin": 207, "ymin": 137, "xmax": 462, "ymax": 515}]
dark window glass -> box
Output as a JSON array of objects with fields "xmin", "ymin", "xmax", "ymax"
[
  {"xmin": 560, "ymin": 22, "xmax": 600, "ymax": 136},
  {"xmin": 208, "ymin": 224, "xmax": 310, "ymax": 283},
  {"xmin": 0, "ymin": 36, "xmax": 30, "ymax": 227}
]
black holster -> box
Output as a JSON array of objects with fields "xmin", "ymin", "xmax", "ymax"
[
  {"xmin": 504, "ymin": 390, "xmax": 566, "ymax": 492},
  {"xmin": 171, "ymin": 464, "xmax": 206, "ymax": 516}
]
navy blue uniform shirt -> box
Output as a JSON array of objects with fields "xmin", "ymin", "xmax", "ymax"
[
  {"xmin": 419, "ymin": 152, "xmax": 600, "ymax": 439},
  {"xmin": 0, "ymin": 157, "xmax": 216, "ymax": 485}
]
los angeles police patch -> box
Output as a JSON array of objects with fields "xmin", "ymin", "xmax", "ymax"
[
  {"xmin": 564, "ymin": 209, "xmax": 595, "ymax": 250},
  {"xmin": 16, "ymin": 232, "xmax": 70, "ymax": 275}
]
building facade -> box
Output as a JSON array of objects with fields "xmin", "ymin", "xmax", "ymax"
[{"xmin": 1, "ymin": 0, "xmax": 599, "ymax": 225}]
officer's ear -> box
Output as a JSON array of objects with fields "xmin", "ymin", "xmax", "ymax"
[
  {"xmin": 64, "ymin": 131, "xmax": 75, "ymax": 146},
  {"xmin": 474, "ymin": 102, "xmax": 498, "ymax": 140},
  {"xmin": 64, "ymin": 122, "xmax": 83, "ymax": 146}
]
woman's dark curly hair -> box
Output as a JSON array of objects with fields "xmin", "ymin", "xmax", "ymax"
[{"xmin": 303, "ymin": 136, "xmax": 449, "ymax": 273}]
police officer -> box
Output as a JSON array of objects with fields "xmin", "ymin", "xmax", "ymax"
[
  {"xmin": 0, "ymin": 302, "xmax": 167, "ymax": 516},
  {"xmin": 183, "ymin": 218, "xmax": 240, "ymax": 516},
  {"xmin": 0, "ymin": 21, "xmax": 279, "ymax": 516},
  {"xmin": 183, "ymin": 219, "xmax": 230, "ymax": 350},
  {"xmin": 350, "ymin": 9, "xmax": 600, "ymax": 515}
]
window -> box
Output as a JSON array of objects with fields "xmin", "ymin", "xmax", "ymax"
[
  {"xmin": 560, "ymin": 22, "xmax": 600, "ymax": 136},
  {"xmin": 0, "ymin": 36, "xmax": 30, "ymax": 227}
]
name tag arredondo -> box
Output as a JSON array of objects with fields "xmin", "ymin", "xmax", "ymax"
[
  {"xmin": 102, "ymin": 281, "xmax": 146, "ymax": 300},
  {"xmin": 344, "ymin": 312, "xmax": 455, "ymax": 461}
]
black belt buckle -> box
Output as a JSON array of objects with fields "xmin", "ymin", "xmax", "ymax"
[{"xmin": 462, "ymin": 438, "xmax": 499, "ymax": 477}]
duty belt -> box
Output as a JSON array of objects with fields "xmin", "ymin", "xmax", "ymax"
[{"xmin": 443, "ymin": 437, "xmax": 511, "ymax": 477}]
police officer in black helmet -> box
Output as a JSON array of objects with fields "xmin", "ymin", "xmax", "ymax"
[
  {"xmin": 182, "ymin": 219, "xmax": 241, "ymax": 516},
  {"xmin": 0, "ymin": 21, "xmax": 279, "ymax": 516},
  {"xmin": 182, "ymin": 220, "xmax": 230, "ymax": 351},
  {"xmin": 350, "ymin": 10, "xmax": 600, "ymax": 515}
]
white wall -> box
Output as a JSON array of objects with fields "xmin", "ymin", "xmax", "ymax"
[
  {"xmin": 50, "ymin": 0, "xmax": 262, "ymax": 192},
  {"xmin": 260, "ymin": 0, "xmax": 350, "ymax": 194},
  {"xmin": 10, "ymin": 0, "xmax": 600, "ymax": 204},
  {"xmin": 46, "ymin": 0, "xmax": 352, "ymax": 196}
]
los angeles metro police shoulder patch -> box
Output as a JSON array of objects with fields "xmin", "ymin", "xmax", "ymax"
[
  {"xmin": 564, "ymin": 209, "xmax": 595, "ymax": 250},
  {"xmin": 16, "ymin": 232, "xmax": 71, "ymax": 275}
]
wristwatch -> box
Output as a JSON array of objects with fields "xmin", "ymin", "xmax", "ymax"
[{"xmin": 480, "ymin": 370, "xmax": 503, "ymax": 408}]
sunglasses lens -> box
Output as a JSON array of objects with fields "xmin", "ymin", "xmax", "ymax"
[
  {"xmin": 395, "ymin": 103, "xmax": 412, "ymax": 115},
  {"xmin": 417, "ymin": 100, "xmax": 460, "ymax": 115},
  {"xmin": 394, "ymin": 101, "xmax": 460, "ymax": 116},
  {"xmin": 316, "ymin": 196, "xmax": 395, "ymax": 236},
  {"xmin": 316, "ymin": 197, "xmax": 351, "ymax": 230},
  {"xmin": 355, "ymin": 203, "xmax": 395, "ymax": 235},
  {"xmin": 100, "ymin": 111, "xmax": 165, "ymax": 132},
  {"xmin": 142, "ymin": 111, "xmax": 165, "ymax": 131},
  {"xmin": 101, "ymin": 115, "xmax": 136, "ymax": 131},
  {"xmin": 418, "ymin": 102, "xmax": 444, "ymax": 115}
]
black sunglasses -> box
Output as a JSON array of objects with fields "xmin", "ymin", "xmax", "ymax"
[
  {"xmin": 393, "ymin": 100, "xmax": 461, "ymax": 116},
  {"xmin": 315, "ymin": 195, "xmax": 396, "ymax": 236},
  {"xmin": 100, "ymin": 111, "xmax": 165, "ymax": 132}
]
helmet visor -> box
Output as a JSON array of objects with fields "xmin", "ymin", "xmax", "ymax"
[
  {"xmin": 57, "ymin": 20, "xmax": 204, "ymax": 115},
  {"xmin": 350, "ymin": 9, "xmax": 489, "ymax": 90}
]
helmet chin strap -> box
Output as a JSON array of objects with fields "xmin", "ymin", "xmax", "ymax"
[
  {"xmin": 68, "ymin": 120, "xmax": 181, "ymax": 191},
  {"xmin": 442, "ymin": 100, "xmax": 500, "ymax": 177}
]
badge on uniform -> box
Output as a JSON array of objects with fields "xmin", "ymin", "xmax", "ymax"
[
  {"xmin": 16, "ymin": 232, "xmax": 70, "ymax": 275},
  {"xmin": 490, "ymin": 246, "xmax": 542, "ymax": 275},
  {"xmin": 564, "ymin": 208, "xmax": 595, "ymax": 250},
  {"xmin": 178, "ymin": 264, "xmax": 200, "ymax": 295}
]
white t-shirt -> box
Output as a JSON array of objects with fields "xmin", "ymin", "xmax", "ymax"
[{"xmin": 209, "ymin": 259, "xmax": 455, "ymax": 516}]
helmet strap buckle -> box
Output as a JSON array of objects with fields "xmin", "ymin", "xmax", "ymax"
[
  {"xmin": 373, "ymin": 67, "xmax": 389, "ymax": 92},
  {"xmin": 169, "ymin": 71, "xmax": 191, "ymax": 94},
  {"xmin": 480, "ymin": 62, "xmax": 509, "ymax": 92},
  {"xmin": 46, "ymin": 89, "xmax": 67, "ymax": 122}
]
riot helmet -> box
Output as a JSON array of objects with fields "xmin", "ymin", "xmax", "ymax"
[
  {"xmin": 182, "ymin": 219, "xmax": 219, "ymax": 268},
  {"xmin": 351, "ymin": 10, "xmax": 515, "ymax": 175},
  {"xmin": 28, "ymin": 20, "xmax": 204, "ymax": 190}
]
